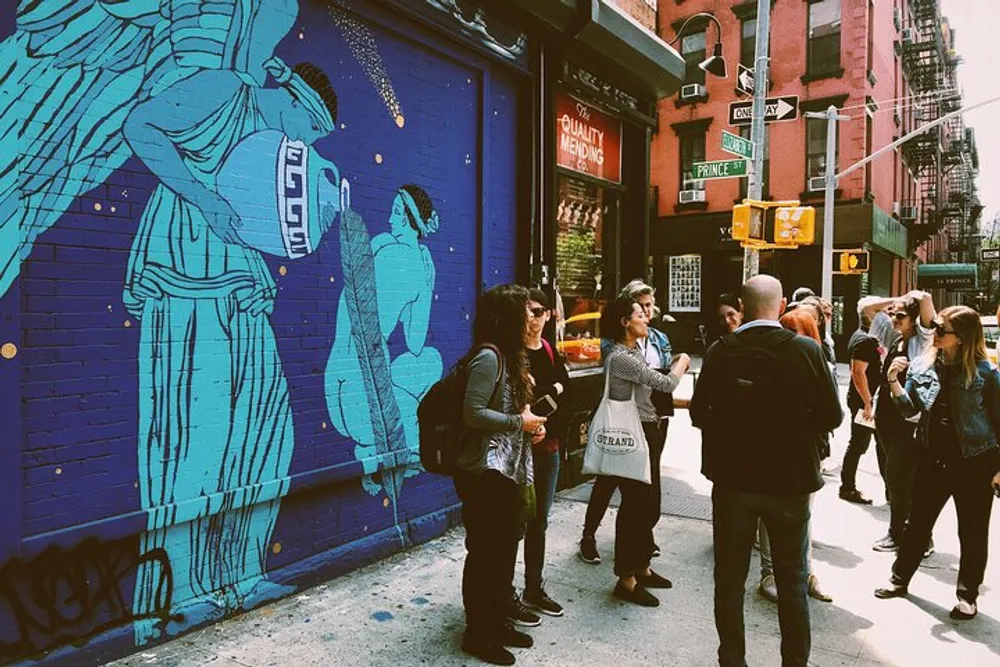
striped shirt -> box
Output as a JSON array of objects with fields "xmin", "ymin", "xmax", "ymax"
[{"xmin": 606, "ymin": 343, "xmax": 681, "ymax": 423}]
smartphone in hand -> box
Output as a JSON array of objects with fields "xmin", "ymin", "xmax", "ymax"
[{"xmin": 531, "ymin": 394, "xmax": 557, "ymax": 417}]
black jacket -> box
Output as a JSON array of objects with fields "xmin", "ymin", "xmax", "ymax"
[{"xmin": 690, "ymin": 324, "xmax": 844, "ymax": 494}]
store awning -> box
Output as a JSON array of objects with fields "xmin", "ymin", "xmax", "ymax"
[
  {"xmin": 507, "ymin": 0, "xmax": 687, "ymax": 99},
  {"xmin": 917, "ymin": 263, "xmax": 978, "ymax": 290}
]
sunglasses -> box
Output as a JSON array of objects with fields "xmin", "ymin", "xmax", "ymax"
[
  {"xmin": 892, "ymin": 311, "xmax": 909, "ymax": 321},
  {"xmin": 529, "ymin": 307, "xmax": 548, "ymax": 318},
  {"xmin": 933, "ymin": 322, "xmax": 958, "ymax": 337}
]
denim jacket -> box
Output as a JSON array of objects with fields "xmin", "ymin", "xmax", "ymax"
[
  {"xmin": 601, "ymin": 327, "xmax": 672, "ymax": 367},
  {"xmin": 891, "ymin": 359, "xmax": 1000, "ymax": 459}
]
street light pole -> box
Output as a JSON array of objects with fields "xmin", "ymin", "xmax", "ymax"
[
  {"xmin": 741, "ymin": 0, "xmax": 771, "ymax": 282},
  {"xmin": 805, "ymin": 105, "xmax": 849, "ymax": 302},
  {"xmin": 810, "ymin": 92, "xmax": 1000, "ymax": 302}
]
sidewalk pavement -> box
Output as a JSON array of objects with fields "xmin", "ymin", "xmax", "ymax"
[{"xmin": 105, "ymin": 378, "xmax": 1000, "ymax": 667}]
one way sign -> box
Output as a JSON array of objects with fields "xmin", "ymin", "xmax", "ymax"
[
  {"xmin": 729, "ymin": 96, "xmax": 800, "ymax": 126},
  {"xmin": 736, "ymin": 64, "xmax": 754, "ymax": 96}
]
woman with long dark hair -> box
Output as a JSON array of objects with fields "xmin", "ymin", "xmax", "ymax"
[
  {"xmin": 455, "ymin": 284, "xmax": 547, "ymax": 666},
  {"xmin": 875, "ymin": 306, "xmax": 1000, "ymax": 620},
  {"xmin": 598, "ymin": 296, "xmax": 688, "ymax": 607}
]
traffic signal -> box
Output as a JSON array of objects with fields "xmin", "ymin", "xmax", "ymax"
[
  {"xmin": 731, "ymin": 202, "xmax": 765, "ymax": 243},
  {"xmin": 832, "ymin": 249, "xmax": 870, "ymax": 274},
  {"xmin": 774, "ymin": 206, "xmax": 815, "ymax": 246}
]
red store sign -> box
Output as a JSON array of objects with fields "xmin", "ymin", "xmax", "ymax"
[{"xmin": 555, "ymin": 92, "xmax": 622, "ymax": 183}]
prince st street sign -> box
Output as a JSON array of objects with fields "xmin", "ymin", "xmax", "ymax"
[{"xmin": 691, "ymin": 159, "xmax": 749, "ymax": 180}]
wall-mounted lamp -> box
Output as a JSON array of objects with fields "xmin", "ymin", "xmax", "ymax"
[{"xmin": 668, "ymin": 13, "xmax": 727, "ymax": 79}]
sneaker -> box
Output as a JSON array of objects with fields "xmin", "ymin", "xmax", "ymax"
[
  {"xmin": 505, "ymin": 594, "xmax": 541, "ymax": 627},
  {"xmin": 522, "ymin": 588, "xmax": 564, "ymax": 617},
  {"xmin": 651, "ymin": 542, "xmax": 661, "ymax": 558},
  {"xmin": 759, "ymin": 574, "xmax": 778, "ymax": 602},
  {"xmin": 839, "ymin": 487, "xmax": 873, "ymax": 505},
  {"xmin": 497, "ymin": 622, "xmax": 533, "ymax": 648},
  {"xmin": 808, "ymin": 573, "xmax": 833, "ymax": 602},
  {"xmin": 636, "ymin": 570, "xmax": 672, "ymax": 589},
  {"xmin": 872, "ymin": 534, "xmax": 898, "ymax": 552},
  {"xmin": 613, "ymin": 581, "xmax": 659, "ymax": 607},
  {"xmin": 922, "ymin": 539, "xmax": 935, "ymax": 559},
  {"xmin": 874, "ymin": 582, "xmax": 908, "ymax": 599},
  {"xmin": 579, "ymin": 536, "xmax": 601, "ymax": 564},
  {"xmin": 949, "ymin": 599, "xmax": 977, "ymax": 620},
  {"xmin": 462, "ymin": 634, "xmax": 515, "ymax": 666}
]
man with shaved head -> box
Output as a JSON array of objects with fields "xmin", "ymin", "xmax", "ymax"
[{"xmin": 691, "ymin": 274, "xmax": 843, "ymax": 667}]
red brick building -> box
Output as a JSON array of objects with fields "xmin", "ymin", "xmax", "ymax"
[{"xmin": 650, "ymin": 0, "xmax": 980, "ymax": 352}]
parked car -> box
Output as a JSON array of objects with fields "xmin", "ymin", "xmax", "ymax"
[{"xmin": 981, "ymin": 315, "xmax": 998, "ymax": 366}]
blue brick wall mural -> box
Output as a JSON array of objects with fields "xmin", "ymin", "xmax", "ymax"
[{"xmin": 0, "ymin": 0, "xmax": 522, "ymax": 662}]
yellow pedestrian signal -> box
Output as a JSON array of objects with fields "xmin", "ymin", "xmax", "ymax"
[
  {"xmin": 832, "ymin": 249, "xmax": 870, "ymax": 274},
  {"xmin": 731, "ymin": 203, "xmax": 765, "ymax": 243},
  {"xmin": 774, "ymin": 206, "xmax": 815, "ymax": 246}
]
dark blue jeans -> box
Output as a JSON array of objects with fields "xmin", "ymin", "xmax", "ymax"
[
  {"xmin": 712, "ymin": 486, "xmax": 811, "ymax": 667},
  {"xmin": 841, "ymin": 408, "xmax": 887, "ymax": 493},
  {"xmin": 524, "ymin": 446, "xmax": 560, "ymax": 591}
]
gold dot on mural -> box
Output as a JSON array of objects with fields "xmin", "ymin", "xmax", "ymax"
[
  {"xmin": 298, "ymin": 32, "xmax": 305, "ymax": 40},
  {"xmin": 374, "ymin": 153, "xmax": 383, "ymax": 164},
  {"xmin": 340, "ymin": 123, "xmax": 347, "ymax": 130},
  {"xmin": 329, "ymin": 276, "xmax": 335, "ymax": 283},
  {"xmin": 134, "ymin": 481, "xmax": 139, "ymax": 488},
  {"xmin": 55, "ymin": 467, "xmax": 62, "ymax": 475},
  {"xmin": 272, "ymin": 543, "xmax": 282, "ymax": 554},
  {"xmin": 395, "ymin": 114, "xmax": 405, "ymax": 128},
  {"xmin": 124, "ymin": 320, "xmax": 132, "ymax": 328},
  {"xmin": 279, "ymin": 266, "xmax": 288, "ymax": 276},
  {"xmin": 321, "ymin": 422, "xmax": 328, "ymax": 430},
  {"xmin": 94, "ymin": 202, "xmax": 103, "ymax": 211},
  {"xmin": 383, "ymin": 497, "xmax": 390, "ymax": 508},
  {"xmin": 110, "ymin": 206, "xmax": 117, "ymax": 213},
  {"xmin": 1, "ymin": 342, "xmax": 16, "ymax": 360}
]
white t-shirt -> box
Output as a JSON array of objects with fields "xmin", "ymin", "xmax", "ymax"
[{"xmin": 638, "ymin": 337, "xmax": 662, "ymax": 370}]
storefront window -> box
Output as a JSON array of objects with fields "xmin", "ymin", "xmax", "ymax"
[{"xmin": 555, "ymin": 174, "xmax": 618, "ymax": 371}]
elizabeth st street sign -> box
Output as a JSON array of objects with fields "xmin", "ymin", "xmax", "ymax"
[{"xmin": 721, "ymin": 130, "xmax": 754, "ymax": 160}]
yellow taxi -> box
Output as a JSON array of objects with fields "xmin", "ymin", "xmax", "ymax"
[
  {"xmin": 557, "ymin": 311, "xmax": 602, "ymax": 367},
  {"xmin": 981, "ymin": 315, "xmax": 999, "ymax": 366}
]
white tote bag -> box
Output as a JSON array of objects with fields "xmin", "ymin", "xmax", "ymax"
[{"xmin": 582, "ymin": 358, "xmax": 651, "ymax": 484}]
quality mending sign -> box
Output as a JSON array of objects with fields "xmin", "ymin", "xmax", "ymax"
[{"xmin": 555, "ymin": 92, "xmax": 622, "ymax": 183}]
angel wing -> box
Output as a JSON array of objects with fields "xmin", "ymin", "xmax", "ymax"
[{"xmin": 0, "ymin": 0, "xmax": 250, "ymax": 297}]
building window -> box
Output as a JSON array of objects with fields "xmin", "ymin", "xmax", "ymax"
[
  {"xmin": 681, "ymin": 30, "xmax": 707, "ymax": 86},
  {"xmin": 807, "ymin": 0, "xmax": 842, "ymax": 77},
  {"xmin": 806, "ymin": 116, "xmax": 838, "ymax": 187},
  {"xmin": 679, "ymin": 131, "xmax": 706, "ymax": 192},
  {"xmin": 866, "ymin": 0, "xmax": 875, "ymax": 74},
  {"xmin": 554, "ymin": 174, "xmax": 619, "ymax": 371},
  {"xmin": 741, "ymin": 18, "xmax": 757, "ymax": 67},
  {"xmin": 865, "ymin": 112, "xmax": 874, "ymax": 193},
  {"xmin": 739, "ymin": 125, "xmax": 769, "ymax": 199}
]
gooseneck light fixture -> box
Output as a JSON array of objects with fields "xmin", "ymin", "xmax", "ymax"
[{"xmin": 668, "ymin": 13, "xmax": 727, "ymax": 79}]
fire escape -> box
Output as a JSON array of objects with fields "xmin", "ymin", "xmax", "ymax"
[{"xmin": 897, "ymin": 0, "xmax": 982, "ymax": 257}]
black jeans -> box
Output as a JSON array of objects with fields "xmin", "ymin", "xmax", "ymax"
[
  {"xmin": 840, "ymin": 408, "xmax": 887, "ymax": 493},
  {"xmin": 882, "ymin": 427, "xmax": 920, "ymax": 540},
  {"xmin": 455, "ymin": 469, "xmax": 520, "ymax": 640},
  {"xmin": 610, "ymin": 421, "xmax": 665, "ymax": 577},
  {"xmin": 891, "ymin": 452, "xmax": 996, "ymax": 603},
  {"xmin": 712, "ymin": 487, "xmax": 812, "ymax": 667},
  {"xmin": 584, "ymin": 420, "xmax": 666, "ymax": 540}
]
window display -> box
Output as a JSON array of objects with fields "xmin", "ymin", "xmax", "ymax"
[{"xmin": 668, "ymin": 254, "xmax": 702, "ymax": 313}]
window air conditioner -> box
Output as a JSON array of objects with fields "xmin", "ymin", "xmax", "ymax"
[
  {"xmin": 892, "ymin": 202, "xmax": 901, "ymax": 216},
  {"xmin": 678, "ymin": 189, "xmax": 706, "ymax": 204},
  {"xmin": 900, "ymin": 206, "xmax": 918, "ymax": 220},
  {"xmin": 680, "ymin": 83, "xmax": 706, "ymax": 100},
  {"xmin": 808, "ymin": 176, "xmax": 826, "ymax": 192}
]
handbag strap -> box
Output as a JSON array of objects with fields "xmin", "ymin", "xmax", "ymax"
[{"xmin": 602, "ymin": 346, "xmax": 636, "ymax": 401}]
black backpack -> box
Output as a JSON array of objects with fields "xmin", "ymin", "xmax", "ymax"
[
  {"xmin": 711, "ymin": 329, "xmax": 796, "ymax": 435},
  {"xmin": 418, "ymin": 344, "xmax": 503, "ymax": 475}
]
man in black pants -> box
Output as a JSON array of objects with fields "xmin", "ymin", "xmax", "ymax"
[
  {"xmin": 839, "ymin": 298, "xmax": 891, "ymax": 504},
  {"xmin": 691, "ymin": 275, "xmax": 843, "ymax": 667}
]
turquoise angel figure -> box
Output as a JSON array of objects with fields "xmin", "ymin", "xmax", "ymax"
[
  {"xmin": 2, "ymin": 0, "xmax": 343, "ymax": 645},
  {"xmin": 326, "ymin": 185, "xmax": 443, "ymax": 498}
]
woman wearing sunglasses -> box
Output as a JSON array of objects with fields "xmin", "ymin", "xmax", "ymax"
[
  {"xmin": 875, "ymin": 306, "xmax": 1000, "ymax": 620},
  {"xmin": 872, "ymin": 293, "xmax": 936, "ymax": 554}
]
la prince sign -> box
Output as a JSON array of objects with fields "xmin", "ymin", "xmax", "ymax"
[{"xmin": 556, "ymin": 92, "xmax": 622, "ymax": 183}]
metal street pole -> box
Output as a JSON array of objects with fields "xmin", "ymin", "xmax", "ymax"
[
  {"xmin": 810, "ymin": 92, "xmax": 1000, "ymax": 302},
  {"xmin": 805, "ymin": 106, "xmax": 849, "ymax": 302},
  {"xmin": 741, "ymin": 0, "xmax": 771, "ymax": 282}
]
